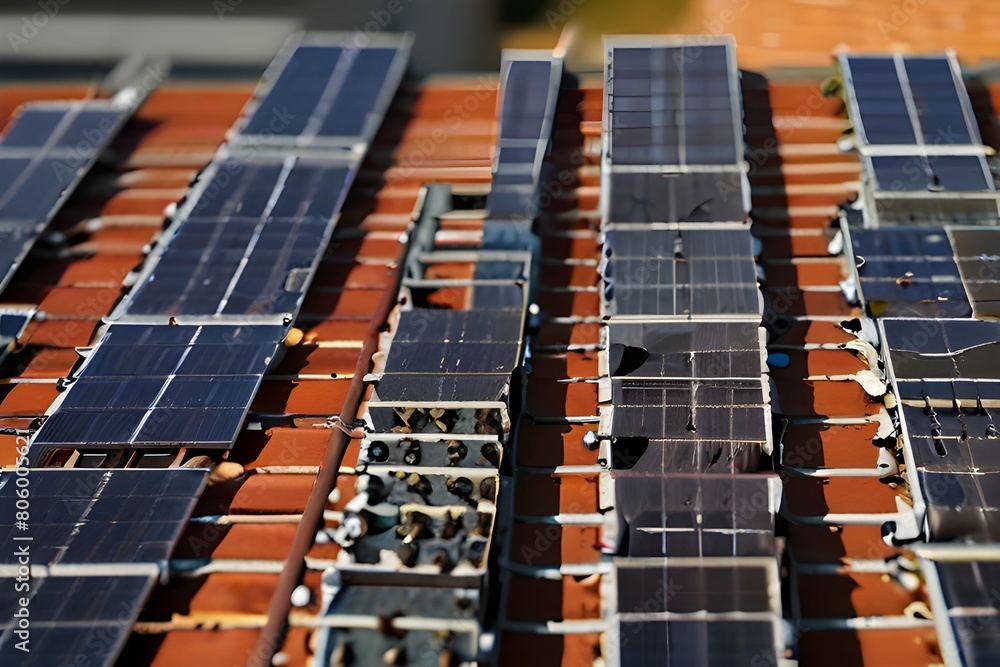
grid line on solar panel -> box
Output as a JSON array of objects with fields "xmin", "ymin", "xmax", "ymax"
[
  {"xmin": 29, "ymin": 324, "xmax": 285, "ymax": 449},
  {"xmin": 120, "ymin": 156, "xmax": 353, "ymax": 318},
  {"xmin": 235, "ymin": 33, "xmax": 412, "ymax": 147},
  {"xmin": 606, "ymin": 228, "xmax": 760, "ymax": 317},
  {"xmin": 0, "ymin": 573, "xmax": 156, "ymax": 667},
  {"xmin": 841, "ymin": 54, "xmax": 982, "ymax": 149},
  {"xmin": 611, "ymin": 378, "xmax": 768, "ymax": 441},
  {"xmin": 847, "ymin": 226, "xmax": 972, "ymax": 316},
  {"xmin": 607, "ymin": 39, "xmax": 740, "ymax": 168},
  {"xmin": 0, "ymin": 469, "xmax": 206, "ymax": 567}
]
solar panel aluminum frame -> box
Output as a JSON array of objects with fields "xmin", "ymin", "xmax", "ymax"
[
  {"xmin": 601, "ymin": 34, "xmax": 744, "ymax": 171},
  {"xmin": 493, "ymin": 49, "xmax": 563, "ymax": 158},
  {"xmin": 0, "ymin": 97, "xmax": 151, "ymax": 296},
  {"xmin": 404, "ymin": 248, "xmax": 532, "ymax": 283},
  {"xmin": 859, "ymin": 182, "xmax": 1000, "ymax": 228},
  {"xmin": 109, "ymin": 151, "xmax": 360, "ymax": 324},
  {"xmin": 229, "ymin": 31, "xmax": 413, "ymax": 152},
  {"xmin": 914, "ymin": 549, "xmax": 1000, "ymax": 667},
  {"xmin": 876, "ymin": 317, "xmax": 936, "ymax": 542},
  {"xmin": 839, "ymin": 51, "xmax": 984, "ymax": 153}
]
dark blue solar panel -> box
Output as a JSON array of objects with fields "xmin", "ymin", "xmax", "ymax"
[
  {"xmin": 125, "ymin": 158, "xmax": 349, "ymax": 317},
  {"xmin": 242, "ymin": 45, "xmax": 345, "ymax": 136},
  {"xmin": 240, "ymin": 42, "xmax": 406, "ymax": 142},
  {"xmin": 499, "ymin": 60, "xmax": 552, "ymax": 140},
  {"xmin": 30, "ymin": 324, "xmax": 285, "ymax": 449},
  {"xmin": 846, "ymin": 56, "xmax": 917, "ymax": 145},
  {"xmin": 904, "ymin": 58, "xmax": 973, "ymax": 145},
  {"xmin": 610, "ymin": 43, "xmax": 738, "ymax": 166},
  {"xmin": 870, "ymin": 154, "xmax": 992, "ymax": 192},
  {"xmin": 318, "ymin": 47, "xmax": 398, "ymax": 138},
  {"xmin": 847, "ymin": 55, "xmax": 980, "ymax": 147}
]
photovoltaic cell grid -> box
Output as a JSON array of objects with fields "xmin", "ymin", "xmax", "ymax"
[
  {"xmin": 608, "ymin": 321, "xmax": 763, "ymax": 380},
  {"xmin": 30, "ymin": 324, "xmax": 286, "ymax": 453},
  {"xmin": 882, "ymin": 318, "xmax": 1000, "ymax": 542},
  {"xmin": 605, "ymin": 228, "xmax": 760, "ymax": 317},
  {"xmin": 614, "ymin": 473, "xmax": 775, "ymax": 557},
  {"xmin": 0, "ymin": 573, "xmax": 156, "ymax": 667},
  {"xmin": 618, "ymin": 620, "xmax": 779, "ymax": 666},
  {"xmin": 487, "ymin": 54, "xmax": 562, "ymax": 222},
  {"xmin": 375, "ymin": 309, "xmax": 522, "ymax": 404},
  {"xmin": 608, "ymin": 171, "xmax": 745, "ymax": 224},
  {"xmin": 608, "ymin": 42, "xmax": 740, "ymax": 167},
  {"xmin": 0, "ymin": 468, "xmax": 207, "ymax": 567},
  {"xmin": 121, "ymin": 156, "xmax": 353, "ymax": 317},
  {"xmin": 599, "ymin": 37, "xmax": 776, "ymax": 665},
  {"xmin": 612, "ymin": 378, "xmax": 769, "ymax": 442},
  {"xmin": 848, "ymin": 226, "xmax": 970, "ymax": 317},
  {"xmin": 0, "ymin": 469, "xmax": 205, "ymax": 667},
  {"xmin": 0, "ymin": 101, "xmax": 131, "ymax": 295},
  {"xmin": 841, "ymin": 54, "xmax": 982, "ymax": 148},
  {"xmin": 235, "ymin": 35, "xmax": 412, "ymax": 147}
]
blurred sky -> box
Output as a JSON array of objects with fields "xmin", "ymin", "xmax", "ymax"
[{"xmin": 1, "ymin": 0, "xmax": 999, "ymax": 76}]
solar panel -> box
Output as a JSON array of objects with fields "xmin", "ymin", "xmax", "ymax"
[
  {"xmin": 607, "ymin": 39, "xmax": 741, "ymax": 168},
  {"xmin": 0, "ymin": 573, "xmax": 156, "ymax": 667},
  {"xmin": 29, "ymin": 324, "xmax": 285, "ymax": 451},
  {"xmin": 617, "ymin": 561, "xmax": 773, "ymax": 614},
  {"xmin": 608, "ymin": 321, "xmax": 763, "ymax": 380},
  {"xmin": 121, "ymin": 156, "xmax": 353, "ymax": 317},
  {"xmin": 950, "ymin": 227, "xmax": 1000, "ymax": 318},
  {"xmin": 618, "ymin": 620, "xmax": 779, "ymax": 666},
  {"xmin": 608, "ymin": 171, "xmax": 745, "ymax": 223},
  {"xmin": 487, "ymin": 51, "xmax": 563, "ymax": 222},
  {"xmin": 882, "ymin": 318, "xmax": 1000, "ymax": 379},
  {"xmin": 236, "ymin": 33, "xmax": 412, "ymax": 147},
  {"xmin": 848, "ymin": 226, "xmax": 970, "ymax": 317},
  {"xmin": 605, "ymin": 228, "xmax": 760, "ymax": 318},
  {"xmin": 842, "ymin": 54, "xmax": 981, "ymax": 148},
  {"xmin": 0, "ymin": 100, "xmax": 139, "ymax": 296},
  {"xmin": 392, "ymin": 309, "xmax": 523, "ymax": 344},
  {"xmin": 868, "ymin": 154, "xmax": 994, "ymax": 192},
  {"xmin": 611, "ymin": 378, "xmax": 769, "ymax": 441},
  {"xmin": 0, "ymin": 468, "xmax": 207, "ymax": 566},
  {"xmin": 0, "ymin": 104, "xmax": 122, "ymax": 152}
]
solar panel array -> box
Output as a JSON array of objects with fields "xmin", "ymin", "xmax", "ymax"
[
  {"xmin": 14, "ymin": 34, "xmax": 412, "ymax": 665},
  {"xmin": 320, "ymin": 49, "xmax": 563, "ymax": 660},
  {"xmin": 600, "ymin": 36, "xmax": 780, "ymax": 666},
  {"xmin": 0, "ymin": 99, "xmax": 143, "ymax": 295},
  {"xmin": 839, "ymin": 53, "xmax": 1000, "ymax": 226},
  {"xmin": 839, "ymin": 51, "xmax": 1000, "ymax": 666},
  {"xmin": 0, "ymin": 468, "xmax": 206, "ymax": 665},
  {"xmin": 28, "ymin": 33, "xmax": 411, "ymax": 469}
]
